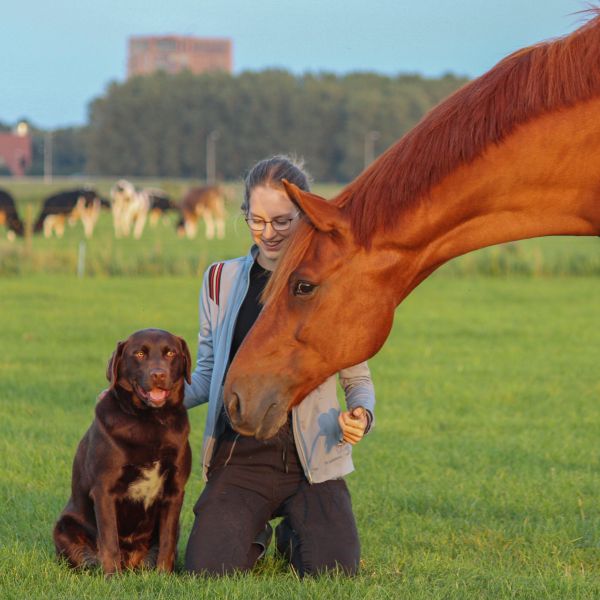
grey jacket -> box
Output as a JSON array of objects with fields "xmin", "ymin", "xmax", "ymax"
[{"xmin": 184, "ymin": 246, "xmax": 375, "ymax": 483}]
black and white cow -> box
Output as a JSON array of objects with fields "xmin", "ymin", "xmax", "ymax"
[
  {"xmin": 0, "ymin": 189, "xmax": 24, "ymax": 241},
  {"xmin": 34, "ymin": 188, "xmax": 102, "ymax": 238},
  {"xmin": 110, "ymin": 180, "xmax": 175, "ymax": 239},
  {"xmin": 145, "ymin": 188, "xmax": 177, "ymax": 227}
]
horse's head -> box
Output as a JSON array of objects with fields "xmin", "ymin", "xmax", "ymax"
[
  {"xmin": 223, "ymin": 11, "xmax": 600, "ymax": 439},
  {"xmin": 223, "ymin": 181, "xmax": 399, "ymax": 439}
]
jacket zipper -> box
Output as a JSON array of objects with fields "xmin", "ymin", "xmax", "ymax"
[{"xmin": 292, "ymin": 408, "xmax": 313, "ymax": 483}]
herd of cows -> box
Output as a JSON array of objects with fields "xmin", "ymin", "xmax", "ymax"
[{"xmin": 0, "ymin": 181, "xmax": 227, "ymax": 241}]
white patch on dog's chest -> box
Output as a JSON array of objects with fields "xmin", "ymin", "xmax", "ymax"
[{"xmin": 127, "ymin": 461, "xmax": 165, "ymax": 510}]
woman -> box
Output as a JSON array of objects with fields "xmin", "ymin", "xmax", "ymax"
[{"xmin": 184, "ymin": 155, "xmax": 375, "ymax": 576}]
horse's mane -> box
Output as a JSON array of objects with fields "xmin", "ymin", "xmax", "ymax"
[
  {"xmin": 336, "ymin": 10, "xmax": 600, "ymax": 247},
  {"xmin": 264, "ymin": 11, "xmax": 600, "ymax": 303}
]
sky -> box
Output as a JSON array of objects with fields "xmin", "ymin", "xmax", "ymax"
[{"xmin": 1, "ymin": 0, "xmax": 592, "ymax": 129}]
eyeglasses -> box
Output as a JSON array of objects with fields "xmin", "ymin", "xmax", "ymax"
[{"xmin": 245, "ymin": 213, "xmax": 299, "ymax": 232}]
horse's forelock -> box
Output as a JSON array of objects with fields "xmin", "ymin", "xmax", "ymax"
[{"xmin": 262, "ymin": 220, "xmax": 316, "ymax": 305}]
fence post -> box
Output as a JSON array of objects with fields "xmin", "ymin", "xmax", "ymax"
[
  {"xmin": 24, "ymin": 203, "xmax": 33, "ymax": 259},
  {"xmin": 77, "ymin": 241, "xmax": 86, "ymax": 278}
]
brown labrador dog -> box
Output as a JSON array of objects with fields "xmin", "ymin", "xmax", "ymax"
[{"xmin": 53, "ymin": 329, "xmax": 192, "ymax": 575}]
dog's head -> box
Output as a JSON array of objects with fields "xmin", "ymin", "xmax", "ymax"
[{"xmin": 106, "ymin": 329, "xmax": 191, "ymax": 409}]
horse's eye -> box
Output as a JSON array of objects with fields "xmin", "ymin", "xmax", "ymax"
[{"xmin": 293, "ymin": 281, "xmax": 317, "ymax": 296}]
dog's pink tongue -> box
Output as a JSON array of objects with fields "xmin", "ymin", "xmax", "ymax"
[{"xmin": 149, "ymin": 389, "xmax": 167, "ymax": 403}]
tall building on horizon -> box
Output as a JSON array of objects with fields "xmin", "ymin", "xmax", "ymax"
[{"xmin": 127, "ymin": 35, "xmax": 233, "ymax": 78}]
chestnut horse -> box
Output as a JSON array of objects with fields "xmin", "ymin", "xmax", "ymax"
[{"xmin": 225, "ymin": 13, "xmax": 600, "ymax": 439}]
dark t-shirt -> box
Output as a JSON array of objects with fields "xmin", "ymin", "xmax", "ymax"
[
  {"xmin": 219, "ymin": 260, "xmax": 276, "ymax": 440},
  {"xmin": 228, "ymin": 259, "xmax": 271, "ymax": 365}
]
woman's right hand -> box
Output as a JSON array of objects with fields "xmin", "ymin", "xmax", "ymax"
[{"xmin": 338, "ymin": 407, "xmax": 368, "ymax": 445}]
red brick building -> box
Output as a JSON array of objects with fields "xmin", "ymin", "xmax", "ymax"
[
  {"xmin": 0, "ymin": 130, "xmax": 32, "ymax": 177},
  {"xmin": 127, "ymin": 36, "xmax": 232, "ymax": 77}
]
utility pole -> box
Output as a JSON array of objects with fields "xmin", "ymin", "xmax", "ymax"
[
  {"xmin": 44, "ymin": 131, "xmax": 53, "ymax": 183},
  {"xmin": 206, "ymin": 130, "xmax": 220, "ymax": 184}
]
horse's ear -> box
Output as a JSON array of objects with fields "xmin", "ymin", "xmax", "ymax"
[{"xmin": 282, "ymin": 180, "xmax": 344, "ymax": 233}]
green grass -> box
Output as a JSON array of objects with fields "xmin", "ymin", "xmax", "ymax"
[{"xmin": 1, "ymin": 273, "xmax": 599, "ymax": 598}]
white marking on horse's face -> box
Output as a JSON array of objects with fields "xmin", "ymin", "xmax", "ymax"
[{"xmin": 128, "ymin": 461, "xmax": 165, "ymax": 510}]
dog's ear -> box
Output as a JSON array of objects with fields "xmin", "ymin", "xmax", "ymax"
[
  {"xmin": 177, "ymin": 336, "xmax": 192, "ymax": 385},
  {"xmin": 106, "ymin": 341, "xmax": 126, "ymax": 388}
]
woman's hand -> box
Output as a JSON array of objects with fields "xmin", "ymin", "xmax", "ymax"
[{"xmin": 338, "ymin": 407, "xmax": 369, "ymax": 445}]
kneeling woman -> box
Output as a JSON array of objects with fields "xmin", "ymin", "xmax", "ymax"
[{"xmin": 184, "ymin": 156, "xmax": 375, "ymax": 576}]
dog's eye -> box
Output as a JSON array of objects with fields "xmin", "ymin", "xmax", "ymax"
[
  {"xmin": 165, "ymin": 350, "xmax": 176, "ymax": 358},
  {"xmin": 135, "ymin": 350, "xmax": 145, "ymax": 359}
]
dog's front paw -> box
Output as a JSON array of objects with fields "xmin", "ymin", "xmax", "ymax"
[
  {"xmin": 156, "ymin": 554, "xmax": 175, "ymax": 573},
  {"xmin": 99, "ymin": 551, "xmax": 122, "ymax": 576}
]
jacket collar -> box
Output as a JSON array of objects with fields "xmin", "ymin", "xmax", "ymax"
[{"xmin": 246, "ymin": 244, "xmax": 259, "ymax": 264}]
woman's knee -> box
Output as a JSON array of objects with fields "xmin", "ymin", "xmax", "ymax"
[
  {"xmin": 184, "ymin": 516, "xmax": 257, "ymax": 576},
  {"xmin": 184, "ymin": 492, "xmax": 270, "ymax": 576},
  {"xmin": 279, "ymin": 480, "xmax": 361, "ymax": 576},
  {"xmin": 276, "ymin": 517, "xmax": 360, "ymax": 577}
]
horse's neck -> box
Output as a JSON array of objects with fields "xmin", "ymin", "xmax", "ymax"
[{"xmin": 384, "ymin": 97, "xmax": 600, "ymax": 302}]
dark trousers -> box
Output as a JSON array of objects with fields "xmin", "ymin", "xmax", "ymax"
[{"xmin": 184, "ymin": 422, "xmax": 360, "ymax": 576}]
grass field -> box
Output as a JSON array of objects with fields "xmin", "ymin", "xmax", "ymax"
[
  {"xmin": 1, "ymin": 269, "xmax": 599, "ymax": 599},
  {"xmin": 1, "ymin": 177, "xmax": 600, "ymax": 598}
]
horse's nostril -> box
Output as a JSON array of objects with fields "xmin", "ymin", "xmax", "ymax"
[{"xmin": 226, "ymin": 393, "xmax": 241, "ymax": 425}]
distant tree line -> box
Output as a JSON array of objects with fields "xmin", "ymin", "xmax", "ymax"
[{"xmin": 26, "ymin": 69, "xmax": 469, "ymax": 182}]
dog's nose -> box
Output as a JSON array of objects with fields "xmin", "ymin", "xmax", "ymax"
[{"xmin": 150, "ymin": 369, "xmax": 167, "ymax": 386}]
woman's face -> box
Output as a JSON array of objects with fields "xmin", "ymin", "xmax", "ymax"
[{"xmin": 247, "ymin": 185, "xmax": 300, "ymax": 270}]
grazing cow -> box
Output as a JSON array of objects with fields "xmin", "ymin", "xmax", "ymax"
[
  {"xmin": 34, "ymin": 189, "xmax": 102, "ymax": 239},
  {"xmin": 110, "ymin": 180, "xmax": 146, "ymax": 239},
  {"xmin": 143, "ymin": 188, "xmax": 177, "ymax": 227},
  {"xmin": 176, "ymin": 186, "xmax": 226, "ymax": 240},
  {"xmin": 110, "ymin": 181, "xmax": 174, "ymax": 239},
  {"xmin": 0, "ymin": 189, "xmax": 24, "ymax": 241}
]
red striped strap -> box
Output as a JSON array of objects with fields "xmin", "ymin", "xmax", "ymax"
[{"xmin": 208, "ymin": 262, "xmax": 224, "ymax": 305}]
